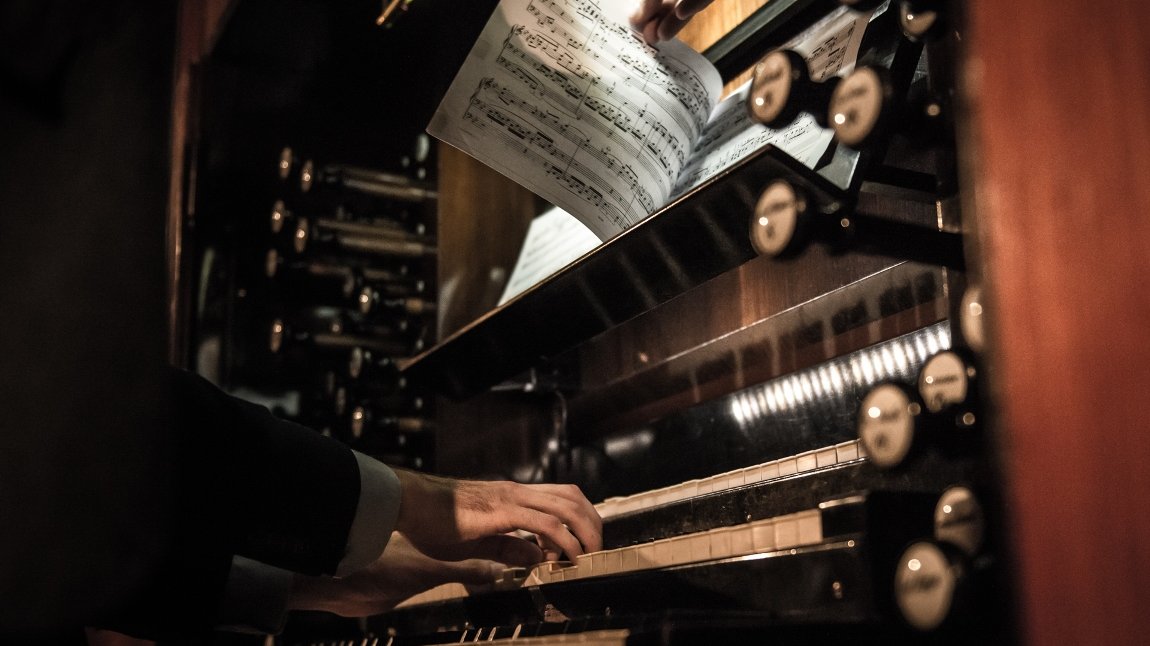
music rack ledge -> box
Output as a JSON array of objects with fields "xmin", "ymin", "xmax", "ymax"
[{"xmin": 401, "ymin": 145, "xmax": 848, "ymax": 399}]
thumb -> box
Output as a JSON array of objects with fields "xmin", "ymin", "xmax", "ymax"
[
  {"xmin": 442, "ymin": 559, "xmax": 504, "ymax": 586},
  {"xmin": 464, "ymin": 534, "xmax": 545, "ymax": 568}
]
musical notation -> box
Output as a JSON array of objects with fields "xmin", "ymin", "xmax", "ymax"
[
  {"xmin": 672, "ymin": 91, "xmax": 834, "ymax": 198},
  {"xmin": 671, "ymin": 6, "xmax": 874, "ymax": 197},
  {"xmin": 497, "ymin": 206, "xmax": 601, "ymax": 305},
  {"xmin": 800, "ymin": 8, "xmax": 862, "ymax": 82},
  {"xmin": 429, "ymin": 0, "xmax": 721, "ymax": 239},
  {"xmin": 428, "ymin": 0, "xmax": 874, "ymax": 240}
]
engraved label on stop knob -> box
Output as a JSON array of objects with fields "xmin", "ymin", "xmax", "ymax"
[
  {"xmin": 899, "ymin": 1, "xmax": 942, "ymax": 41},
  {"xmin": 829, "ymin": 67, "xmax": 884, "ymax": 147},
  {"xmin": 749, "ymin": 51, "xmax": 798, "ymax": 126},
  {"xmin": 857, "ymin": 383, "xmax": 916, "ymax": 468},
  {"xmin": 750, "ymin": 180, "xmax": 803, "ymax": 257},
  {"xmin": 934, "ymin": 486, "xmax": 985, "ymax": 556},
  {"xmin": 919, "ymin": 351, "xmax": 971, "ymax": 413},
  {"xmin": 895, "ymin": 541, "xmax": 958, "ymax": 631}
]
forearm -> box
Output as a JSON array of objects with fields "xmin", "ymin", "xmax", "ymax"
[{"xmin": 214, "ymin": 452, "xmax": 403, "ymax": 632}]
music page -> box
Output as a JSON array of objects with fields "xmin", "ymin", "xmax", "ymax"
[
  {"xmin": 671, "ymin": 5, "xmax": 879, "ymax": 198},
  {"xmin": 497, "ymin": 206, "xmax": 600, "ymax": 305},
  {"xmin": 428, "ymin": 0, "xmax": 722, "ymax": 241}
]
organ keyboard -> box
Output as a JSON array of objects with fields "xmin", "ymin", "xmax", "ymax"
[
  {"xmin": 352, "ymin": 312, "xmax": 998, "ymax": 645},
  {"xmin": 370, "ymin": 358, "xmax": 996, "ymax": 641},
  {"xmin": 372, "ymin": 478, "xmax": 977, "ymax": 643},
  {"xmin": 398, "ymin": 439, "xmax": 866, "ymax": 608}
]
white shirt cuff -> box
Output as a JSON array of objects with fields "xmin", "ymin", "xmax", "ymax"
[{"xmin": 336, "ymin": 452, "xmax": 402, "ymax": 576}]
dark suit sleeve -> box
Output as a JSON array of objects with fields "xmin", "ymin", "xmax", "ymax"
[
  {"xmin": 169, "ymin": 367, "xmax": 361, "ymax": 576},
  {"xmin": 93, "ymin": 368, "xmax": 364, "ymax": 642},
  {"xmin": 1, "ymin": 0, "xmax": 363, "ymax": 638}
]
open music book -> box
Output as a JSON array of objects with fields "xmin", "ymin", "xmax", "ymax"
[
  {"xmin": 428, "ymin": 0, "xmax": 879, "ymax": 303},
  {"xmin": 429, "ymin": 0, "xmax": 875, "ymax": 240}
]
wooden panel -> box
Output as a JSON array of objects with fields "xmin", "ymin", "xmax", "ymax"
[
  {"xmin": 679, "ymin": 0, "xmax": 773, "ymax": 94},
  {"xmin": 679, "ymin": 0, "xmax": 773, "ymax": 51},
  {"xmin": 434, "ymin": 145, "xmax": 545, "ymax": 479},
  {"xmin": 963, "ymin": 1, "xmax": 1150, "ymax": 644},
  {"xmin": 436, "ymin": 144, "xmax": 540, "ymax": 338},
  {"xmin": 570, "ymin": 191, "xmax": 938, "ymax": 403}
]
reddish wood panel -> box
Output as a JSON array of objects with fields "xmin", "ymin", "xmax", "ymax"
[
  {"xmin": 963, "ymin": 1, "xmax": 1150, "ymax": 643},
  {"xmin": 679, "ymin": 0, "xmax": 772, "ymax": 50},
  {"xmin": 679, "ymin": 0, "xmax": 772, "ymax": 93}
]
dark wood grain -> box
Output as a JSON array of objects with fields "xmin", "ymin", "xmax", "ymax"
[{"xmin": 962, "ymin": 1, "xmax": 1150, "ymax": 644}]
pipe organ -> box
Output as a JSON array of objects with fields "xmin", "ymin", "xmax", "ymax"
[{"xmin": 165, "ymin": 0, "xmax": 1150, "ymax": 644}]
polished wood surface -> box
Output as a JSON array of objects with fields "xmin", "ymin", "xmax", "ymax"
[
  {"xmin": 963, "ymin": 1, "xmax": 1150, "ymax": 643},
  {"xmin": 436, "ymin": 145, "xmax": 540, "ymax": 338},
  {"xmin": 679, "ymin": 0, "xmax": 771, "ymax": 93},
  {"xmin": 680, "ymin": 0, "xmax": 772, "ymax": 50},
  {"xmin": 567, "ymin": 268, "xmax": 949, "ymax": 439}
]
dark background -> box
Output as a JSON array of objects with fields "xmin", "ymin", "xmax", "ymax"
[
  {"xmin": 1, "ymin": 0, "xmax": 177, "ymax": 637},
  {"xmin": 0, "ymin": 0, "xmax": 495, "ymax": 637}
]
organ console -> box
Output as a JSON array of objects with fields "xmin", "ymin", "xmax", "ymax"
[
  {"xmin": 158, "ymin": 0, "xmax": 1150, "ymax": 643},
  {"xmin": 337, "ymin": 2, "xmax": 1011, "ymax": 643}
]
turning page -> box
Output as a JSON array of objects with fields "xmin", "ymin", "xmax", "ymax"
[
  {"xmin": 428, "ymin": 0, "xmax": 722, "ymax": 241},
  {"xmin": 671, "ymin": 4, "xmax": 880, "ymax": 197}
]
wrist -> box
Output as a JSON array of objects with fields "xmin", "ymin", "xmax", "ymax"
[
  {"xmin": 392, "ymin": 468, "xmax": 416, "ymax": 534},
  {"xmin": 392, "ymin": 468, "xmax": 449, "ymax": 536},
  {"xmin": 287, "ymin": 573, "xmax": 334, "ymax": 613}
]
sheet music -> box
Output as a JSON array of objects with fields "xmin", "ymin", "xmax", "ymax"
[
  {"xmin": 428, "ymin": 0, "xmax": 722, "ymax": 241},
  {"xmin": 670, "ymin": 5, "xmax": 878, "ymax": 198},
  {"xmin": 497, "ymin": 206, "xmax": 601, "ymax": 305}
]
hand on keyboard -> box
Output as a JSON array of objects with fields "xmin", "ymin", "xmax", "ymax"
[{"xmin": 393, "ymin": 469, "xmax": 603, "ymax": 567}]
